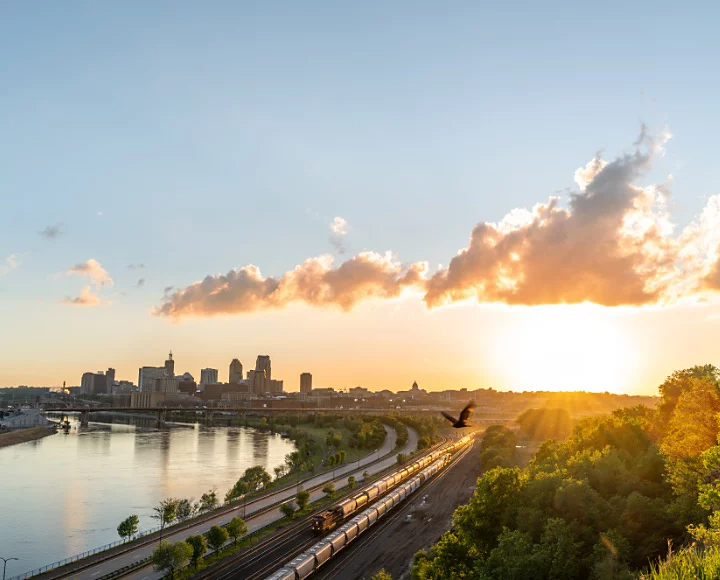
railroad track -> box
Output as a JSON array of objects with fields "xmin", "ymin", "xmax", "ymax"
[
  {"xmin": 192, "ymin": 440, "xmax": 451, "ymax": 580},
  {"xmin": 316, "ymin": 442, "xmax": 474, "ymax": 580}
]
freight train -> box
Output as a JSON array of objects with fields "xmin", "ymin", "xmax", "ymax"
[
  {"xmin": 268, "ymin": 435, "xmax": 472, "ymax": 580},
  {"xmin": 311, "ymin": 434, "xmax": 472, "ymax": 534}
]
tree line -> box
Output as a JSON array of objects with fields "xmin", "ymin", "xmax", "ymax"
[{"xmin": 413, "ymin": 365, "xmax": 720, "ymax": 579}]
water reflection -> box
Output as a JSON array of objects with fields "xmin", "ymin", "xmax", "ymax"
[{"xmin": 0, "ymin": 417, "xmax": 296, "ymax": 577}]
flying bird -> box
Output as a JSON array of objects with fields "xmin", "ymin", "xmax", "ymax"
[{"xmin": 441, "ymin": 401, "xmax": 476, "ymax": 428}]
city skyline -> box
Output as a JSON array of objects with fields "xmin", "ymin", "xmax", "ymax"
[{"xmin": 4, "ymin": 3, "xmax": 720, "ymax": 395}]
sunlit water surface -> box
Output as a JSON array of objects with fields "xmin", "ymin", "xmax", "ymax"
[{"xmin": 0, "ymin": 418, "xmax": 296, "ymax": 577}]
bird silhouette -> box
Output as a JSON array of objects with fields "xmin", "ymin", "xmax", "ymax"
[{"xmin": 441, "ymin": 401, "xmax": 476, "ymax": 428}]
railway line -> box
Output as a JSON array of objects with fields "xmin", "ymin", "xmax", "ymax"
[
  {"xmin": 190, "ymin": 438, "xmax": 453, "ymax": 580},
  {"xmin": 197, "ymin": 435, "xmax": 473, "ymax": 580}
]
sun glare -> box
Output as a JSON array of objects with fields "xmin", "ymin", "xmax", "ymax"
[{"xmin": 495, "ymin": 304, "xmax": 636, "ymax": 393}]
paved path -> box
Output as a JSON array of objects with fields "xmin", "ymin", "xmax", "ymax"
[{"xmin": 60, "ymin": 426, "xmax": 417, "ymax": 580}]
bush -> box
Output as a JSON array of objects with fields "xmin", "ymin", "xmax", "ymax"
[
  {"xmin": 296, "ymin": 489, "xmax": 310, "ymax": 510},
  {"xmin": 323, "ymin": 482, "xmax": 336, "ymax": 497},
  {"xmin": 280, "ymin": 502, "xmax": 296, "ymax": 519}
]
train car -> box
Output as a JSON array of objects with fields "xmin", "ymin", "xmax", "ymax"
[
  {"xmin": 265, "ymin": 566, "xmax": 296, "ymax": 580},
  {"xmin": 310, "ymin": 540, "xmax": 333, "ymax": 568},
  {"xmin": 287, "ymin": 552, "xmax": 316, "ymax": 580}
]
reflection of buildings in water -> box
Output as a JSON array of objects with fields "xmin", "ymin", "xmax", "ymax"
[
  {"xmin": 196, "ymin": 424, "xmax": 217, "ymax": 458},
  {"xmin": 226, "ymin": 429, "xmax": 242, "ymax": 462},
  {"xmin": 76, "ymin": 428, "xmax": 112, "ymax": 455},
  {"xmin": 251, "ymin": 428, "xmax": 269, "ymax": 464}
]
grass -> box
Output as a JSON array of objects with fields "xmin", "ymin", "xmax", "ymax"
[
  {"xmin": 641, "ymin": 546, "xmax": 720, "ymax": 580},
  {"xmin": 0, "ymin": 425, "xmax": 56, "ymax": 448}
]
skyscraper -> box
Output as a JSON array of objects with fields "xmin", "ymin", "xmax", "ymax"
[
  {"xmin": 300, "ymin": 372, "xmax": 312, "ymax": 394},
  {"xmin": 229, "ymin": 359, "xmax": 243, "ymax": 383},
  {"xmin": 256, "ymin": 355, "xmax": 271, "ymax": 381},
  {"xmin": 200, "ymin": 368, "xmax": 219, "ymax": 386},
  {"xmin": 105, "ymin": 367, "xmax": 116, "ymax": 392},
  {"xmin": 165, "ymin": 351, "xmax": 175, "ymax": 377}
]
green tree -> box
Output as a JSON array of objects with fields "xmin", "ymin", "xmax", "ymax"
[
  {"xmin": 226, "ymin": 517, "xmax": 248, "ymax": 545},
  {"xmin": 207, "ymin": 525, "xmax": 229, "ymax": 557},
  {"xmin": 241, "ymin": 466, "xmax": 272, "ymax": 491},
  {"xmin": 152, "ymin": 498, "xmax": 179, "ymax": 535},
  {"xmin": 348, "ymin": 475, "xmax": 357, "ymax": 489},
  {"xmin": 363, "ymin": 470, "xmax": 370, "ymax": 480},
  {"xmin": 185, "ymin": 534, "xmax": 207, "ymax": 569},
  {"xmin": 322, "ymin": 482, "xmax": 335, "ymax": 497},
  {"xmin": 397, "ymin": 453, "xmax": 407, "ymax": 465},
  {"xmin": 176, "ymin": 498, "xmax": 193, "ymax": 521},
  {"xmin": 151, "ymin": 541, "xmax": 192, "ymax": 579},
  {"xmin": 280, "ymin": 502, "xmax": 296, "ymax": 519},
  {"xmin": 372, "ymin": 569, "xmax": 392, "ymax": 580},
  {"xmin": 338, "ymin": 450, "xmax": 347, "ymax": 463},
  {"xmin": 296, "ymin": 489, "xmax": 310, "ymax": 511},
  {"xmin": 117, "ymin": 514, "xmax": 139, "ymax": 542},
  {"xmin": 197, "ymin": 488, "xmax": 218, "ymax": 513}
]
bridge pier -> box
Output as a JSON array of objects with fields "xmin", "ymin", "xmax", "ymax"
[
  {"xmin": 156, "ymin": 409, "xmax": 167, "ymax": 426},
  {"xmin": 80, "ymin": 409, "xmax": 89, "ymax": 427},
  {"xmin": 205, "ymin": 410, "xmax": 214, "ymax": 422}
]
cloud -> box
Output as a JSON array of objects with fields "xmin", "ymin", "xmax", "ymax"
[
  {"xmin": 153, "ymin": 128, "xmax": 720, "ymax": 318},
  {"xmin": 154, "ymin": 252, "xmax": 428, "ymax": 318},
  {"xmin": 61, "ymin": 286, "xmax": 101, "ymax": 306},
  {"xmin": 128, "ymin": 263, "xmax": 145, "ymax": 270},
  {"xmin": 67, "ymin": 259, "xmax": 113, "ymax": 287},
  {"xmin": 330, "ymin": 216, "xmax": 349, "ymax": 254},
  {"xmin": 0, "ymin": 254, "xmax": 18, "ymax": 275},
  {"xmin": 136, "ymin": 278, "xmax": 146, "ymax": 287},
  {"xmin": 40, "ymin": 224, "xmax": 63, "ymax": 240}
]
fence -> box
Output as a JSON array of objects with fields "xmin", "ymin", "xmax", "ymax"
[{"xmin": 7, "ymin": 526, "xmax": 162, "ymax": 580}]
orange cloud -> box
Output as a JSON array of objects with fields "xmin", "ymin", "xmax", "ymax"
[
  {"xmin": 62, "ymin": 286, "xmax": 101, "ymax": 306},
  {"xmin": 154, "ymin": 130, "xmax": 720, "ymax": 318},
  {"xmin": 154, "ymin": 252, "xmax": 428, "ymax": 318},
  {"xmin": 68, "ymin": 259, "xmax": 113, "ymax": 287}
]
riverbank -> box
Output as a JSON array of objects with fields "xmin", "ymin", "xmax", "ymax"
[{"xmin": 0, "ymin": 425, "xmax": 56, "ymax": 448}]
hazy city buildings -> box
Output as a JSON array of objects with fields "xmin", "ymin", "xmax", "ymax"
[
  {"xmin": 138, "ymin": 366, "xmax": 167, "ymax": 392},
  {"xmin": 300, "ymin": 372, "xmax": 312, "ymax": 394},
  {"xmin": 229, "ymin": 359, "xmax": 243, "ymax": 383},
  {"xmin": 200, "ymin": 368, "xmax": 219, "ymax": 387}
]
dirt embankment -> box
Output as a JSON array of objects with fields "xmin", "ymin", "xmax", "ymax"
[{"xmin": 0, "ymin": 425, "xmax": 56, "ymax": 449}]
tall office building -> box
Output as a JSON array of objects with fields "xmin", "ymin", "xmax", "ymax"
[
  {"xmin": 164, "ymin": 351, "xmax": 175, "ymax": 377},
  {"xmin": 229, "ymin": 359, "xmax": 243, "ymax": 383},
  {"xmin": 300, "ymin": 373, "xmax": 312, "ymax": 394},
  {"xmin": 105, "ymin": 367, "xmax": 116, "ymax": 392},
  {"xmin": 255, "ymin": 355, "xmax": 271, "ymax": 381},
  {"xmin": 81, "ymin": 371, "xmax": 108, "ymax": 395},
  {"xmin": 200, "ymin": 368, "xmax": 219, "ymax": 386},
  {"xmin": 139, "ymin": 367, "xmax": 168, "ymax": 392}
]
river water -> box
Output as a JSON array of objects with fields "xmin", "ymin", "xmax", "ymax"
[{"xmin": 0, "ymin": 417, "xmax": 296, "ymax": 578}]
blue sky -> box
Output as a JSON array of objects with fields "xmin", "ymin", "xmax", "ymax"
[{"xmin": 2, "ymin": 2, "xmax": 720, "ymax": 392}]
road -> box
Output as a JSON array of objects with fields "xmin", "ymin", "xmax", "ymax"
[
  {"xmin": 313, "ymin": 440, "xmax": 480, "ymax": 580},
  {"xmin": 43, "ymin": 425, "xmax": 416, "ymax": 580}
]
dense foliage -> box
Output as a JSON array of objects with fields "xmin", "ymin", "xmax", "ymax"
[
  {"xmin": 478, "ymin": 425, "xmax": 517, "ymax": 470},
  {"xmin": 413, "ymin": 365, "xmax": 720, "ymax": 579}
]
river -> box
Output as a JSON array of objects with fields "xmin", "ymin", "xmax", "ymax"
[{"xmin": 0, "ymin": 416, "xmax": 297, "ymax": 578}]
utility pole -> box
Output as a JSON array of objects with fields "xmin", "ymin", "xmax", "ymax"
[{"xmin": 1, "ymin": 557, "xmax": 19, "ymax": 580}]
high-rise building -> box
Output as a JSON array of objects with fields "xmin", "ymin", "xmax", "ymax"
[
  {"xmin": 138, "ymin": 367, "xmax": 167, "ymax": 392},
  {"xmin": 300, "ymin": 373, "xmax": 312, "ymax": 394},
  {"xmin": 255, "ymin": 355, "xmax": 271, "ymax": 381},
  {"xmin": 200, "ymin": 368, "xmax": 219, "ymax": 386},
  {"xmin": 105, "ymin": 367, "xmax": 116, "ymax": 392},
  {"xmin": 81, "ymin": 371, "xmax": 108, "ymax": 395},
  {"xmin": 229, "ymin": 359, "xmax": 243, "ymax": 383},
  {"xmin": 248, "ymin": 369, "xmax": 266, "ymax": 394},
  {"xmin": 165, "ymin": 351, "xmax": 175, "ymax": 377}
]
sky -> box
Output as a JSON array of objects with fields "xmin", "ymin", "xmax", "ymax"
[{"xmin": 2, "ymin": 2, "xmax": 720, "ymax": 395}]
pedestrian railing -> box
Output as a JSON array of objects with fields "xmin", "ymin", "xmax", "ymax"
[{"xmin": 6, "ymin": 527, "xmax": 161, "ymax": 580}]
